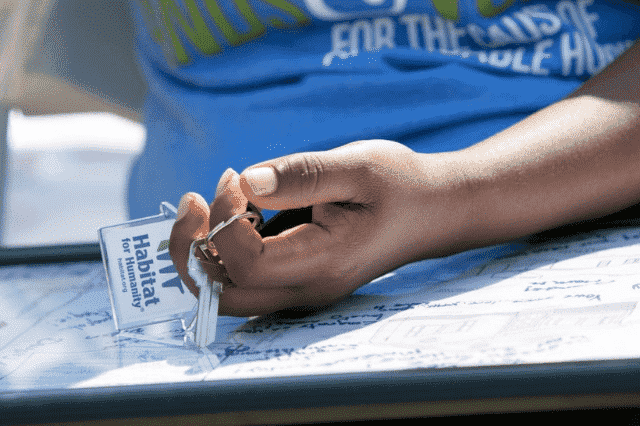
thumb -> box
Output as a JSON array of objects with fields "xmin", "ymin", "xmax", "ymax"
[{"xmin": 239, "ymin": 150, "xmax": 361, "ymax": 210}]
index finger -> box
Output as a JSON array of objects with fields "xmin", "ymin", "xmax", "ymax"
[{"xmin": 169, "ymin": 192, "xmax": 210, "ymax": 298}]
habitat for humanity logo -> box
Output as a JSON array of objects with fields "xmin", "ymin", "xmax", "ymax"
[{"xmin": 122, "ymin": 234, "xmax": 186, "ymax": 312}]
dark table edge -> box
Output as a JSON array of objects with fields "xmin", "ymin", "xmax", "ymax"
[
  {"xmin": 0, "ymin": 243, "xmax": 102, "ymax": 266},
  {"xmin": 2, "ymin": 358, "xmax": 640, "ymax": 424}
]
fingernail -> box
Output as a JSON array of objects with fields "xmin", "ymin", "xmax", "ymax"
[
  {"xmin": 176, "ymin": 192, "xmax": 207, "ymax": 220},
  {"xmin": 216, "ymin": 168, "xmax": 237, "ymax": 197},
  {"xmin": 176, "ymin": 194, "xmax": 191, "ymax": 220},
  {"xmin": 192, "ymin": 192, "xmax": 208, "ymax": 207},
  {"xmin": 243, "ymin": 167, "xmax": 277, "ymax": 196}
]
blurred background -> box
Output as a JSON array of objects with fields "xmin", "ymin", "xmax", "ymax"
[{"xmin": 0, "ymin": 0, "xmax": 147, "ymax": 246}]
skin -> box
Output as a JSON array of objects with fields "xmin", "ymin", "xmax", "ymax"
[{"xmin": 170, "ymin": 42, "xmax": 640, "ymax": 317}]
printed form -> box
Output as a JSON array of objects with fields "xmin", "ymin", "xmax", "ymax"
[{"xmin": 2, "ymin": 226, "xmax": 640, "ymax": 391}]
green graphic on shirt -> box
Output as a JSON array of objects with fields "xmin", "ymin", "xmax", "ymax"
[
  {"xmin": 205, "ymin": 0, "xmax": 265, "ymax": 47},
  {"xmin": 263, "ymin": 0, "xmax": 311, "ymax": 27},
  {"xmin": 138, "ymin": 0, "xmax": 309, "ymax": 64},
  {"xmin": 160, "ymin": 0, "xmax": 223, "ymax": 62},
  {"xmin": 432, "ymin": 0, "xmax": 459, "ymax": 21},
  {"xmin": 431, "ymin": 0, "xmax": 519, "ymax": 21},
  {"xmin": 477, "ymin": 0, "xmax": 517, "ymax": 18}
]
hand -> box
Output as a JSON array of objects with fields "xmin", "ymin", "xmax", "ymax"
[{"xmin": 170, "ymin": 140, "xmax": 471, "ymax": 316}]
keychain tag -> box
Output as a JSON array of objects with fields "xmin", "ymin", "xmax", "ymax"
[{"xmin": 99, "ymin": 202, "xmax": 197, "ymax": 330}]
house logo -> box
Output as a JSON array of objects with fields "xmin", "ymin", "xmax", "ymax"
[{"xmin": 157, "ymin": 239, "xmax": 186, "ymax": 294}]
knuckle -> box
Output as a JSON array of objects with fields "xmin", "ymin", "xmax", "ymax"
[
  {"xmin": 326, "ymin": 255, "xmax": 362, "ymax": 290},
  {"xmin": 276, "ymin": 153, "xmax": 325, "ymax": 197},
  {"xmin": 225, "ymin": 255, "xmax": 259, "ymax": 286},
  {"xmin": 327, "ymin": 262, "xmax": 353, "ymax": 284}
]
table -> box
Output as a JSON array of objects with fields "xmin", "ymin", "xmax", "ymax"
[{"xmin": 3, "ymin": 224, "xmax": 640, "ymax": 424}]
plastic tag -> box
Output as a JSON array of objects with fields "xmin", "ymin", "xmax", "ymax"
[{"xmin": 99, "ymin": 202, "xmax": 197, "ymax": 330}]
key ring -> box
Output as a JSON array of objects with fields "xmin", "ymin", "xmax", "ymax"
[
  {"xmin": 191, "ymin": 206, "xmax": 264, "ymax": 268},
  {"xmin": 206, "ymin": 210, "xmax": 263, "ymax": 243}
]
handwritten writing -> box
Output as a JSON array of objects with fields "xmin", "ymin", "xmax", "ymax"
[
  {"xmin": 54, "ymin": 310, "xmax": 113, "ymax": 331},
  {"xmin": 237, "ymin": 313, "xmax": 384, "ymax": 334},
  {"xmin": 564, "ymin": 294, "xmax": 601, "ymax": 301}
]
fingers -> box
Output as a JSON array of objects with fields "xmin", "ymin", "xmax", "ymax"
[
  {"xmin": 209, "ymin": 169, "xmax": 263, "ymax": 262},
  {"xmin": 209, "ymin": 169, "xmax": 338, "ymax": 290},
  {"xmin": 239, "ymin": 149, "xmax": 363, "ymax": 210},
  {"xmin": 169, "ymin": 192, "xmax": 210, "ymax": 298},
  {"xmin": 219, "ymin": 286, "xmax": 313, "ymax": 317}
]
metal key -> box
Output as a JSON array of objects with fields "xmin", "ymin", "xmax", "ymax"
[
  {"xmin": 187, "ymin": 239, "xmax": 222, "ymax": 348},
  {"xmin": 187, "ymin": 209, "xmax": 263, "ymax": 348}
]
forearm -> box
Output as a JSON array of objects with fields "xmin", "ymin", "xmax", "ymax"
[
  {"xmin": 460, "ymin": 95, "xmax": 640, "ymax": 245},
  {"xmin": 434, "ymin": 42, "xmax": 640, "ymax": 248}
]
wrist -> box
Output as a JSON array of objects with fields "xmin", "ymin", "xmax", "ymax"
[{"xmin": 413, "ymin": 151, "xmax": 478, "ymax": 258}]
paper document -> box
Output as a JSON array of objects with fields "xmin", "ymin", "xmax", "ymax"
[{"xmin": 2, "ymin": 226, "xmax": 640, "ymax": 391}]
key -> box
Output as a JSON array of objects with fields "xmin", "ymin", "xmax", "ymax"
[
  {"xmin": 187, "ymin": 239, "xmax": 223, "ymax": 347},
  {"xmin": 187, "ymin": 209, "xmax": 263, "ymax": 348}
]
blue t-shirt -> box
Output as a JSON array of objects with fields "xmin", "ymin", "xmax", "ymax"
[{"xmin": 128, "ymin": 0, "xmax": 640, "ymax": 219}]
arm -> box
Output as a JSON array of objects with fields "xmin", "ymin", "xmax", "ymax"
[
  {"xmin": 170, "ymin": 42, "xmax": 640, "ymax": 316},
  {"xmin": 459, "ymin": 41, "xmax": 640, "ymax": 248}
]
